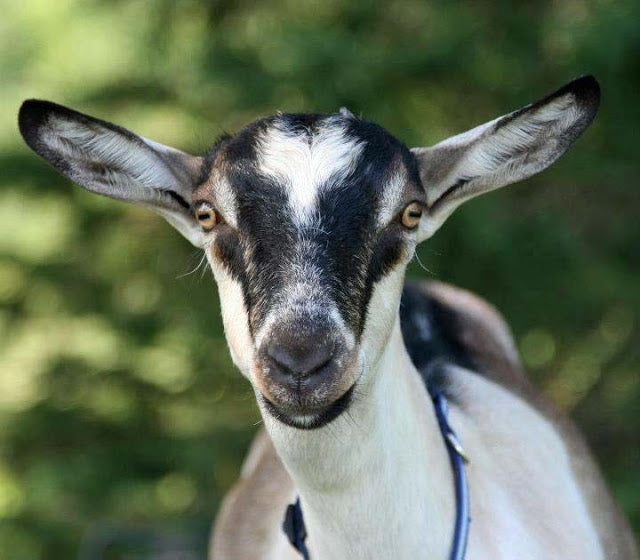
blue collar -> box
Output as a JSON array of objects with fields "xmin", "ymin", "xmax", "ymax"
[{"xmin": 282, "ymin": 384, "xmax": 471, "ymax": 560}]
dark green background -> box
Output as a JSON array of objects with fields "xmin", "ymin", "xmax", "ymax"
[{"xmin": 1, "ymin": 1, "xmax": 638, "ymax": 558}]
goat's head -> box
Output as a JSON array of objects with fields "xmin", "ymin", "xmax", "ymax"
[{"xmin": 18, "ymin": 76, "xmax": 599, "ymax": 429}]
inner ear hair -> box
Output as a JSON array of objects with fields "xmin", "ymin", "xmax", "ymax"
[
  {"xmin": 411, "ymin": 75, "xmax": 600, "ymax": 219},
  {"xmin": 18, "ymin": 99, "xmax": 201, "ymax": 204},
  {"xmin": 18, "ymin": 99, "xmax": 205, "ymax": 246}
]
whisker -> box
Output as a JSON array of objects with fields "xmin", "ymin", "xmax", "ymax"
[
  {"xmin": 414, "ymin": 249, "xmax": 435, "ymax": 276},
  {"xmin": 177, "ymin": 250, "xmax": 208, "ymax": 279},
  {"xmin": 199, "ymin": 255, "xmax": 212, "ymax": 280}
]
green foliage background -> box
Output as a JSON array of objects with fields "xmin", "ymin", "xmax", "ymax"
[{"xmin": 1, "ymin": 1, "xmax": 638, "ymax": 558}]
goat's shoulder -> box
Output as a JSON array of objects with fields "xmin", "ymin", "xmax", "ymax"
[
  {"xmin": 210, "ymin": 428, "xmax": 296, "ymax": 559},
  {"xmin": 400, "ymin": 280, "xmax": 533, "ymax": 401},
  {"xmin": 400, "ymin": 280, "xmax": 638, "ymax": 559}
]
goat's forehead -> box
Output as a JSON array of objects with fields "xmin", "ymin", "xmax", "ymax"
[
  {"xmin": 200, "ymin": 113, "xmax": 422, "ymax": 223},
  {"xmin": 256, "ymin": 116, "xmax": 364, "ymax": 218}
]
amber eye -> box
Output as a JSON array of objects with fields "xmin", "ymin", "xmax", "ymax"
[
  {"xmin": 195, "ymin": 202, "xmax": 218, "ymax": 230},
  {"xmin": 401, "ymin": 202, "xmax": 423, "ymax": 229}
]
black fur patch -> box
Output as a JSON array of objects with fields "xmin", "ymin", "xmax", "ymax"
[
  {"xmin": 260, "ymin": 383, "xmax": 356, "ymax": 430},
  {"xmin": 198, "ymin": 134, "xmax": 232, "ymax": 186},
  {"xmin": 400, "ymin": 282, "xmax": 476, "ymax": 396},
  {"xmin": 203, "ymin": 112, "xmax": 425, "ymax": 339}
]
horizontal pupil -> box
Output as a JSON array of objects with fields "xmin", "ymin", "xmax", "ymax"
[{"xmin": 198, "ymin": 213, "xmax": 211, "ymax": 220}]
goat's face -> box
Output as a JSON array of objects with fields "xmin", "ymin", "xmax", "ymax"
[
  {"xmin": 194, "ymin": 113, "xmax": 425, "ymax": 428},
  {"xmin": 19, "ymin": 76, "xmax": 599, "ymax": 429}
]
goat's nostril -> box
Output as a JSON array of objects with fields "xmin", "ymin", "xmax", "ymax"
[{"xmin": 266, "ymin": 341, "xmax": 335, "ymax": 378}]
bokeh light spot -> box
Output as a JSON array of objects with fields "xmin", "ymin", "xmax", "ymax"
[{"xmin": 520, "ymin": 328, "xmax": 557, "ymax": 369}]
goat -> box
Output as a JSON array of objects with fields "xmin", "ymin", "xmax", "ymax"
[{"xmin": 19, "ymin": 76, "xmax": 638, "ymax": 559}]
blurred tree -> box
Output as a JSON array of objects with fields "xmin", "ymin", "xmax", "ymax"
[{"xmin": 1, "ymin": 1, "xmax": 638, "ymax": 558}]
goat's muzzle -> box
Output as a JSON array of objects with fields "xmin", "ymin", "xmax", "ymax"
[{"xmin": 254, "ymin": 317, "xmax": 358, "ymax": 429}]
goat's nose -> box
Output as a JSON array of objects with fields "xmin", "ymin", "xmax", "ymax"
[{"xmin": 265, "ymin": 338, "xmax": 335, "ymax": 379}]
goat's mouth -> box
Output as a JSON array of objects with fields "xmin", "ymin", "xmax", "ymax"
[{"xmin": 260, "ymin": 383, "xmax": 356, "ymax": 430}]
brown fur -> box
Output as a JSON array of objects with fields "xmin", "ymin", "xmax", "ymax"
[
  {"xmin": 210, "ymin": 428, "xmax": 295, "ymax": 559},
  {"xmin": 422, "ymin": 281, "xmax": 637, "ymax": 559},
  {"xmin": 210, "ymin": 281, "xmax": 638, "ymax": 559}
]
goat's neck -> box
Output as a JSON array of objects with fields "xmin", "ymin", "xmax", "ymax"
[{"xmin": 264, "ymin": 318, "xmax": 455, "ymax": 559}]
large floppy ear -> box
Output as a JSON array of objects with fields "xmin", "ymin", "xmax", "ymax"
[
  {"xmin": 412, "ymin": 75, "xmax": 600, "ymax": 240},
  {"xmin": 18, "ymin": 100, "xmax": 205, "ymax": 247}
]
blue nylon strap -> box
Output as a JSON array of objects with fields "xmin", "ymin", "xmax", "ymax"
[
  {"xmin": 429, "ymin": 384, "xmax": 471, "ymax": 560},
  {"xmin": 283, "ymin": 384, "xmax": 470, "ymax": 560},
  {"xmin": 282, "ymin": 497, "xmax": 310, "ymax": 560}
]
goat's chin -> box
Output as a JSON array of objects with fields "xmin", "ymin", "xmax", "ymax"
[{"xmin": 259, "ymin": 383, "xmax": 356, "ymax": 430}]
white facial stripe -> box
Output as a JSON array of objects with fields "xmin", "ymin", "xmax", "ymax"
[
  {"xmin": 376, "ymin": 167, "xmax": 408, "ymax": 228},
  {"xmin": 208, "ymin": 257, "xmax": 253, "ymax": 378},
  {"xmin": 359, "ymin": 265, "xmax": 407, "ymax": 377},
  {"xmin": 251, "ymin": 118, "xmax": 366, "ymax": 349},
  {"xmin": 208, "ymin": 174, "xmax": 239, "ymax": 228},
  {"xmin": 257, "ymin": 119, "xmax": 365, "ymax": 224},
  {"xmin": 329, "ymin": 307, "xmax": 356, "ymax": 351}
]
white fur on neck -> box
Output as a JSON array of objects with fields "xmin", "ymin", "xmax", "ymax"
[{"xmin": 262, "ymin": 319, "xmax": 454, "ymax": 559}]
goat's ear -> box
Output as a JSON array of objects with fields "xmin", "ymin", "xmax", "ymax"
[
  {"xmin": 18, "ymin": 99, "xmax": 205, "ymax": 246},
  {"xmin": 411, "ymin": 75, "xmax": 600, "ymax": 240}
]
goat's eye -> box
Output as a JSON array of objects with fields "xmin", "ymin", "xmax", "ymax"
[
  {"xmin": 401, "ymin": 202, "xmax": 423, "ymax": 229},
  {"xmin": 195, "ymin": 202, "xmax": 219, "ymax": 230}
]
